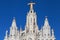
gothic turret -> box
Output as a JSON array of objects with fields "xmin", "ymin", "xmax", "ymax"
[
  {"xmin": 10, "ymin": 17, "xmax": 18, "ymax": 39},
  {"xmin": 26, "ymin": 2, "xmax": 38, "ymax": 34},
  {"xmin": 43, "ymin": 17, "xmax": 51, "ymax": 37}
]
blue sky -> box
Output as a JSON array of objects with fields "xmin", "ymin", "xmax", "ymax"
[{"xmin": 0, "ymin": 0, "xmax": 60, "ymax": 40}]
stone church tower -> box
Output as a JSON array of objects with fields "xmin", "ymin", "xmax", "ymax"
[{"xmin": 4, "ymin": 2, "xmax": 56, "ymax": 40}]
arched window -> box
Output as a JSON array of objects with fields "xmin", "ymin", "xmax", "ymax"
[
  {"xmin": 34, "ymin": 18, "xmax": 35, "ymax": 25},
  {"xmin": 31, "ymin": 18, "xmax": 32, "ymax": 23},
  {"xmin": 31, "ymin": 11, "xmax": 32, "ymax": 13}
]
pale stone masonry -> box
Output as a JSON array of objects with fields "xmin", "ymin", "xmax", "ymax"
[{"xmin": 4, "ymin": 2, "xmax": 56, "ymax": 40}]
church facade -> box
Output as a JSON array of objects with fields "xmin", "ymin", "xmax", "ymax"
[{"xmin": 4, "ymin": 2, "xmax": 56, "ymax": 40}]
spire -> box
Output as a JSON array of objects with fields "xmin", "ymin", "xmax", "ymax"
[
  {"xmin": 10, "ymin": 17, "xmax": 18, "ymax": 36},
  {"xmin": 52, "ymin": 29, "xmax": 54, "ymax": 37},
  {"xmin": 11, "ymin": 17, "xmax": 17, "ymax": 27},
  {"xmin": 20, "ymin": 26, "xmax": 22, "ymax": 36},
  {"xmin": 44, "ymin": 16, "xmax": 49, "ymax": 26},
  {"xmin": 51, "ymin": 29, "xmax": 56, "ymax": 40},
  {"xmin": 6, "ymin": 30, "xmax": 8, "ymax": 38},
  {"xmin": 26, "ymin": 2, "xmax": 37, "ymax": 32},
  {"xmin": 28, "ymin": 2, "xmax": 35, "ymax": 10},
  {"xmin": 6, "ymin": 30, "xmax": 8, "ymax": 35},
  {"xmin": 20, "ymin": 26, "xmax": 22, "ymax": 32},
  {"xmin": 4, "ymin": 30, "xmax": 8, "ymax": 40}
]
